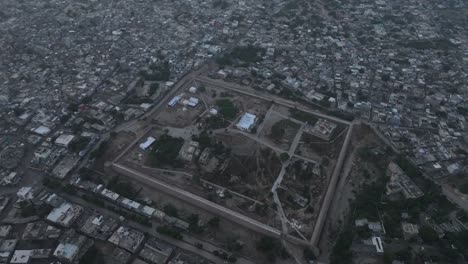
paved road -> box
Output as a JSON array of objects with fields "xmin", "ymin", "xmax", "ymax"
[
  {"xmin": 271, "ymin": 124, "xmax": 307, "ymax": 240},
  {"xmin": 310, "ymin": 121, "xmax": 354, "ymax": 248},
  {"xmin": 195, "ymin": 77, "xmax": 351, "ymax": 126}
]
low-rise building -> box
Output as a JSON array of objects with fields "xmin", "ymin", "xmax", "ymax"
[
  {"xmin": 386, "ymin": 162, "xmax": 424, "ymax": 199},
  {"xmin": 304, "ymin": 118, "xmax": 337, "ymax": 141},
  {"xmin": 46, "ymin": 202, "xmax": 83, "ymax": 227},
  {"xmin": 53, "ymin": 229, "xmax": 93, "ymax": 263},
  {"xmin": 139, "ymin": 238, "xmax": 175, "ymax": 264},
  {"xmin": 108, "ymin": 226, "xmax": 145, "ymax": 253},
  {"xmin": 139, "ymin": 137, "xmax": 156, "ymax": 151},
  {"xmin": 22, "ymin": 221, "xmax": 61, "ymax": 240},
  {"xmin": 78, "ymin": 211, "xmax": 119, "ymax": 241},
  {"xmin": 54, "ymin": 134, "xmax": 75, "ymax": 148},
  {"xmin": 401, "ymin": 223, "xmax": 419, "ymax": 240},
  {"xmin": 236, "ymin": 113, "xmax": 257, "ymax": 131},
  {"xmin": 10, "ymin": 249, "xmax": 52, "ymax": 264}
]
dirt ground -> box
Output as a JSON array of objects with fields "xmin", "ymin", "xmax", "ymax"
[
  {"xmin": 101, "ymin": 167, "xmax": 282, "ymax": 262},
  {"xmin": 296, "ymin": 124, "xmax": 347, "ymax": 176},
  {"xmin": 279, "ymin": 158, "xmax": 329, "ymax": 239},
  {"xmin": 214, "ymin": 133, "xmax": 259, "ymax": 156},
  {"xmin": 93, "ymin": 131, "xmax": 136, "ymax": 171},
  {"xmin": 155, "ymin": 103, "xmax": 206, "ymax": 128},
  {"xmin": 258, "ymin": 111, "xmax": 301, "ymax": 152},
  {"xmin": 317, "ymin": 123, "xmax": 389, "ymax": 261}
]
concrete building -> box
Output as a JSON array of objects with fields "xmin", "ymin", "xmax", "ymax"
[
  {"xmin": 46, "ymin": 202, "xmax": 83, "ymax": 227},
  {"xmin": 78, "ymin": 211, "xmax": 119, "ymax": 240},
  {"xmin": 139, "ymin": 238, "xmax": 175, "ymax": 264},
  {"xmin": 51, "ymin": 155, "xmax": 79, "ymax": 179},
  {"xmin": 108, "ymin": 226, "xmax": 145, "ymax": 253},
  {"xmin": 139, "ymin": 137, "xmax": 156, "ymax": 151},
  {"xmin": 53, "ymin": 243, "xmax": 79, "ymax": 262},
  {"xmin": 168, "ymin": 96, "xmax": 181, "ymax": 107},
  {"xmin": 386, "ymin": 162, "xmax": 424, "ymax": 199},
  {"xmin": 401, "ymin": 223, "xmax": 419, "ymax": 240},
  {"xmin": 10, "ymin": 249, "xmax": 51, "ymax": 264},
  {"xmin": 304, "ymin": 118, "xmax": 337, "ymax": 141},
  {"xmin": 22, "ymin": 221, "xmax": 61, "ymax": 240},
  {"xmin": 236, "ymin": 113, "xmax": 257, "ymax": 131},
  {"xmin": 54, "ymin": 134, "xmax": 75, "ymax": 147}
]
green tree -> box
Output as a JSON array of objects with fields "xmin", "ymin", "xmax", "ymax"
[
  {"xmin": 419, "ymin": 226, "xmax": 439, "ymax": 244},
  {"xmin": 280, "ymin": 152, "xmax": 290, "ymax": 162},
  {"xmin": 163, "ymin": 204, "xmax": 179, "ymax": 218},
  {"xmin": 216, "ymin": 99, "xmax": 238, "ymax": 119},
  {"xmin": 208, "ymin": 216, "xmax": 220, "ymax": 228}
]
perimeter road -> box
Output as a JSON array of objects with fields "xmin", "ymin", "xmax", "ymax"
[
  {"xmin": 113, "ymin": 163, "xmax": 280, "ymax": 233},
  {"xmin": 310, "ymin": 121, "xmax": 354, "ymax": 248},
  {"xmin": 195, "ymin": 76, "xmax": 351, "ymax": 126},
  {"xmin": 112, "ymin": 162, "xmax": 311, "ymax": 247}
]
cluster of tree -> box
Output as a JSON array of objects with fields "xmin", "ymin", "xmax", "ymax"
[
  {"xmin": 149, "ymin": 134, "xmax": 184, "ymax": 166},
  {"xmin": 213, "ymin": 250, "xmax": 237, "ymax": 263},
  {"xmin": 207, "ymin": 216, "xmax": 220, "ymax": 228},
  {"xmin": 395, "ymin": 157, "xmax": 422, "ymax": 178},
  {"xmin": 107, "ymin": 176, "xmax": 138, "ymax": 198},
  {"xmin": 79, "ymin": 245, "xmax": 103, "ymax": 264},
  {"xmin": 89, "ymin": 140, "xmax": 108, "ymax": 159},
  {"xmin": 192, "ymin": 131, "xmax": 212, "ymax": 148},
  {"xmin": 327, "ymin": 110, "xmax": 354, "ymax": 121},
  {"xmin": 149, "ymin": 82, "xmax": 159, "ymax": 96},
  {"xmin": 459, "ymin": 183, "xmax": 468, "ymax": 195},
  {"xmin": 19, "ymin": 202, "xmax": 52, "ymax": 218},
  {"xmin": 163, "ymin": 204, "xmax": 179, "ymax": 218},
  {"xmin": 289, "ymin": 108, "xmax": 318, "ymax": 124},
  {"xmin": 270, "ymin": 120, "xmax": 287, "ymax": 141},
  {"xmin": 43, "ymin": 177, "xmax": 77, "ymax": 195},
  {"xmin": 187, "ymin": 214, "xmax": 203, "ymax": 234},
  {"xmin": 279, "ymin": 152, "xmax": 290, "ymax": 162},
  {"xmin": 278, "ymin": 87, "xmax": 296, "ymax": 100},
  {"xmin": 204, "ymin": 115, "xmax": 230, "ymax": 129},
  {"xmin": 78, "ymin": 168, "xmax": 103, "ymax": 184},
  {"xmin": 69, "ymin": 136, "xmax": 91, "ymax": 153},
  {"xmin": 216, "ymin": 45, "xmax": 265, "ymax": 66},
  {"xmin": 110, "ymin": 109, "xmax": 124, "ymax": 121},
  {"xmin": 140, "ymin": 61, "xmax": 170, "ymax": 81},
  {"xmin": 124, "ymin": 95, "xmax": 153, "ymax": 105},
  {"xmin": 330, "ymin": 229, "xmax": 353, "ymax": 264},
  {"xmin": 216, "ymin": 99, "xmax": 238, "ymax": 120},
  {"xmin": 256, "ymin": 236, "xmax": 290, "ymax": 262},
  {"xmin": 156, "ymin": 226, "xmax": 183, "ymax": 240},
  {"xmin": 292, "ymin": 160, "xmax": 313, "ymax": 181}
]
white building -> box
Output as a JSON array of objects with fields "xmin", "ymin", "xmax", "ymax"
[
  {"xmin": 33, "ymin": 126, "xmax": 51, "ymax": 136},
  {"xmin": 139, "ymin": 137, "xmax": 156, "ymax": 151},
  {"xmin": 53, "ymin": 243, "xmax": 79, "ymax": 262},
  {"xmin": 46, "ymin": 202, "xmax": 83, "ymax": 227},
  {"xmin": 168, "ymin": 96, "xmax": 181, "ymax": 107},
  {"xmin": 189, "ymin": 86, "xmax": 197, "ymax": 93},
  {"xmin": 236, "ymin": 113, "xmax": 257, "ymax": 131},
  {"xmin": 54, "ymin": 134, "xmax": 75, "ymax": 147}
]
